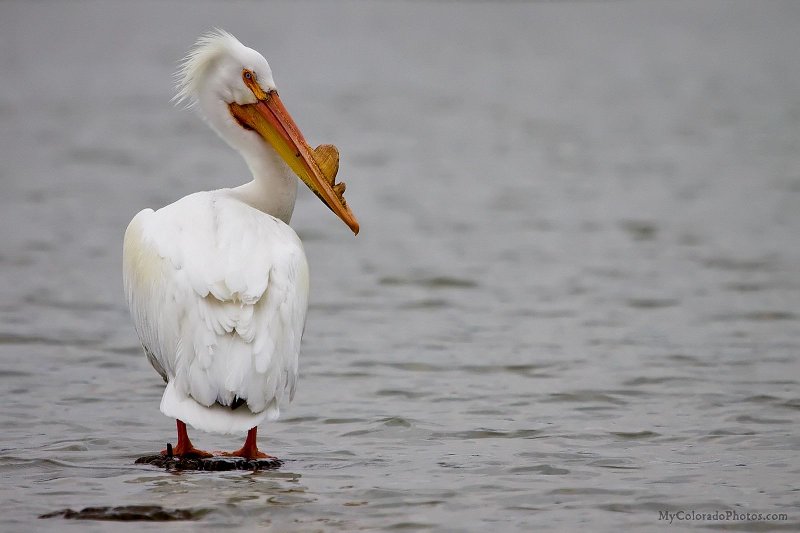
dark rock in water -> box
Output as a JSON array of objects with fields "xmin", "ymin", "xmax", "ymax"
[
  {"xmin": 39, "ymin": 505, "xmax": 207, "ymax": 521},
  {"xmin": 135, "ymin": 454, "xmax": 282, "ymax": 471}
]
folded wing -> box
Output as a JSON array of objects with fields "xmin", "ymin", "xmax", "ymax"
[{"xmin": 123, "ymin": 191, "xmax": 309, "ymax": 434}]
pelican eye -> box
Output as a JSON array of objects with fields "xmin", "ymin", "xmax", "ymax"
[{"xmin": 242, "ymin": 69, "xmax": 267, "ymax": 100}]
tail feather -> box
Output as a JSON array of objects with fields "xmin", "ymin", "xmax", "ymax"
[{"xmin": 160, "ymin": 381, "xmax": 276, "ymax": 435}]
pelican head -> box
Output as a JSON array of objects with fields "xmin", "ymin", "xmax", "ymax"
[{"xmin": 175, "ymin": 29, "xmax": 358, "ymax": 234}]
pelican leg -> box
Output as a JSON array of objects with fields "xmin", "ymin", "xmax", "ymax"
[
  {"xmin": 161, "ymin": 420, "xmax": 212, "ymax": 458},
  {"xmin": 221, "ymin": 427, "xmax": 275, "ymax": 460}
]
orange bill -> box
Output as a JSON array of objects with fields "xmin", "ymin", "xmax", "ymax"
[{"xmin": 229, "ymin": 89, "xmax": 359, "ymax": 235}]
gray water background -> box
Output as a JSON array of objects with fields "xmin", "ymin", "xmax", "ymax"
[{"xmin": 1, "ymin": 0, "xmax": 799, "ymax": 530}]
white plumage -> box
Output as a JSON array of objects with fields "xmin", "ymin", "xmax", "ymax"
[
  {"xmin": 122, "ymin": 31, "xmax": 356, "ymax": 452},
  {"xmin": 123, "ymin": 191, "xmax": 308, "ymax": 434}
]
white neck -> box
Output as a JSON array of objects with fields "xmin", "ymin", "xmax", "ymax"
[{"xmin": 197, "ymin": 94, "xmax": 297, "ymax": 224}]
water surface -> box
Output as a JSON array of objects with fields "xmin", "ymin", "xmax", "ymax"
[{"xmin": 1, "ymin": 0, "xmax": 799, "ymax": 531}]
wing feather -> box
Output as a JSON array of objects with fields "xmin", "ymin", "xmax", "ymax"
[{"xmin": 123, "ymin": 191, "xmax": 309, "ymax": 433}]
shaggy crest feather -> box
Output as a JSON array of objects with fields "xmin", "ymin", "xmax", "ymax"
[{"xmin": 173, "ymin": 29, "xmax": 243, "ymax": 107}]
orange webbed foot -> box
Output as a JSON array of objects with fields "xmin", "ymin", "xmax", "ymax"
[
  {"xmin": 219, "ymin": 448, "xmax": 275, "ymax": 460},
  {"xmin": 160, "ymin": 442, "xmax": 213, "ymax": 459}
]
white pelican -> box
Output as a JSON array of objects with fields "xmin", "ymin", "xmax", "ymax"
[{"xmin": 123, "ymin": 30, "xmax": 358, "ymax": 460}]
